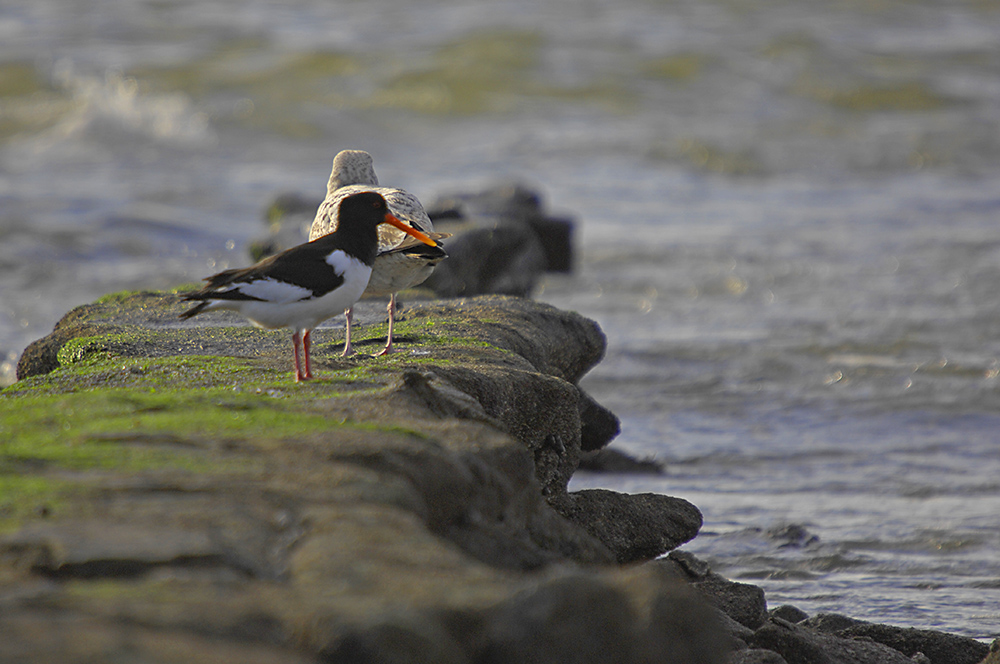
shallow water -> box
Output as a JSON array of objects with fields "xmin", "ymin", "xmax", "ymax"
[
  {"xmin": 1, "ymin": 0, "xmax": 998, "ymax": 640},
  {"xmin": 545, "ymin": 172, "xmax": 1000, "ymax": 639}
]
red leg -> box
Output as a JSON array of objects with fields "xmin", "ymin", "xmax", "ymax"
[
  {"xmin": 302, "ymin": 329, "xmax": 313, "ymax": 379},
  {"xmin": 375, "ymin": 293, "xmax": 397, "ymax": 356},
  {"xmin": 341, "ymin": 307, "xmax": 355, "ymax": 357},
  {"xmin": 292, "ymin": 330, "xmax": 305, "ymax": 382}
]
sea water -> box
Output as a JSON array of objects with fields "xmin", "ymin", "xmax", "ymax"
[{"xmin": 0, "ymin": 0, "xmax": 997, "ymax": 640}]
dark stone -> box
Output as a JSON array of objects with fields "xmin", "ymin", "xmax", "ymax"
[
  {"xmin": 249, "ymin": 192, "xmax": 321, "ymax": 260},
  {"xmin": 577, "ymin": 448, "xmax": 664, "ymax": 474},
  {"xmin": 423, "ymin": 182, "xmax": 576, "ymax": 297},
  {"xmin": 16, "ymin": 304, "xmax": 118, "ymax": 379},
  {"xmin": 319, "ymin": 615, "xmax": 467, "ymax": 664},
  {"xmin": 529, "ymin": 214, "xmax": 574, "ymax": 273},
  {"xmin": 803, "ymin": 613, "xmax": 867, "ymax": 633},
  {"xmin": 730, "ymin": 650, "xmax": 789, "ymax": 664},
  {"xmin": 830, "ymin": 622, "xmax": 989, "ymax": 664},
  {"xmin": 667, "ymin": 549, "xmax": 713, "ymax": 580},
  {"xmin": 711, "ymin": 607, "xmax": 756, "ymax": 648},
  {"xmin": 422, "ymin": 225, "xmax": 547, "ymax": 297},
  {"xmin": 692, "ymin": 575, "xmax": 768, "ymax": 630},
  {"xmin": 750, "ymin": 618, "xmax": 914, "ymax": 664},
  {"xmin": 578, "ymin": 390, "xmax": 622, "ymax": 452},
  {"xmin": 769, "ymin": 605, "xmax": 809, "ymax": 624},
  {"xmin": 979, "ymin": 639, "xmax": 1000, "ymax": 664},
  {"xmin": 477, "ymin": 575, "xmax": 642, "ymax": 664},
  {"xmin": 550, "ymin": 489, "xmax": 702, "ymax": 564},
  {"xmin": 478, "ymin": 567, "xmax": 729, "ymax": 664},
  {"xmin": 766, "ymin": 524, "xmax": 820, "ymax": 548}
]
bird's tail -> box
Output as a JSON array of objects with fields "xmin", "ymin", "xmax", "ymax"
[{"xmin": 178, "ymin": 297, "xmax": 210, "ymax": 320}]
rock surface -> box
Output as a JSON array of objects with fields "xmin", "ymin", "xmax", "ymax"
[
  {"xmin": 658, "ymin": 551, "xmax": 991, "ymax": 664},
  {"xmin": 4, "ymin": 292, "xmax": 714, "ymax": 664},
  {"xmin": 4, "ymin": 291, "xmax": 990, "ymax": 664}
]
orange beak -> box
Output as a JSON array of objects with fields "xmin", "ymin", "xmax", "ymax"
[{"xmin": 382, "ymin": 212, "xmax": 438, "ymax": 247}]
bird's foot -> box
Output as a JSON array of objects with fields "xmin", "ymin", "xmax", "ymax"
[{"xmin": 375, "ymin": 344, "xmax": 397, "ymax": 357}]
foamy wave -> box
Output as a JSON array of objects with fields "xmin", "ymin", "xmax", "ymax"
[{"xmin": 45, "ymin": 60, "xmax": 215, "ymax": 145}]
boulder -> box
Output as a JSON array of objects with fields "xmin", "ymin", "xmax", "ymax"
[
  {"xmin": 3, "ymin": 291, "xmax": 719, "ymax": 664},
  {"xmin": 550, "ymin": 489, "xmax": 703, "ymax": 564},
  {"xmin": 769, "ymin": 605, "xmax": 810, "ymax": 624},
  {"xmin": 659, "ymin": 551, "xmax": 768, "ymax": 630},
  {"xmin": 750, "ymin": 618, "xmax": 915, "ymax": 664},
  {"xmin": 806, "ymin": 617, "xmax": 990, "ymax": 664}
]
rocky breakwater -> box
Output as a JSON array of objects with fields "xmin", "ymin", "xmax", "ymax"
[
  {"xmin": 4, "ymin": 292, "xmax": 719, "ymax": 663},
  {"xmin": 5, "ymin": 293, "xmax": 995, "ymax": 664}
]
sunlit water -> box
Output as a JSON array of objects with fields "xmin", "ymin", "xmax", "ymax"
[{"xmin": 1, "ymin": 0, "xmax": 998, "ymax": 640}]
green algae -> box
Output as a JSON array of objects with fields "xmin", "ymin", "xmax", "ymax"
[
  {"xmin": 2, "ymin": 291, "xmax": 561, "ymax": 498},
  {"xmin": 0, "ymin": 475, "xmax": 79, "ymax": 535},
  {"xmin": 0, "ymin": 61, "xmax": 69, "ymax": 140},
  {"xmin": 809, "ymin": 81, "xmax": 952, "ymax": 112},
  {"xmin": 0, "ymin": 371, "xmax": 429, "ymax": 534},
  {"xmin": 643, "ymin": 54, "xmax": 705, "ymax": 81},
  {"xmin": 124, "ymin": 29, "xmax": 634, "ymax": 122}
]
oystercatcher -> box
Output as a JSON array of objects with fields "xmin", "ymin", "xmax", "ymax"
[
  {"xmin": 309, "ymin": 150, "xmax": 450, "ymax": 356},
  {"xmin": 180, "ymin": 191, "xmax": 439, "ymax": 382}
]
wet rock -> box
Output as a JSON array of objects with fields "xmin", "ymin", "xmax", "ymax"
[
  {"xmin": 692, "ymin": 575, "xmax": 768, "ymax": 631},
  {"xmin": 423, "ymin": 225, "xmax": 547, "ymax": 298},
  {"xmin": 667, "ymin": 549, "xmax": 714, "ymax": 579},
  {"xmin": 750, "ymin": 618, "xmax": 915, "ymax": 664},
  {"xmin": 9, "ymin": 291, "xmax": 986, "ymax": 664},
  {"xmin": 803, "ymin": 613, "xmax": 868, "ymax": 633},
  {"xmin": 577, "ymin": 447, "xmax": 664, "ymax": 474},
  {"xmin": 816, "ymin": 620, "xmax": 990, "ymax": 664},
  {"xmin": 422, "ymin": 182, "xmax": 574, "ymax": 297},
  {"xmin": 578, "ymin": 390, "xmax": 623, "ymax": 452},
  {"xmin": 427, "ymin": 181, "xmax": 575, "ymax": 274},
  {"xmin": 319, "ymin": 614, "xmax": 467, "ymax": 664},
  {"xmin": 766, "ymin": 524, "xmax": 820, "ymax": 548},
  {"xmin": 550, "ymin": 488, "xmax": 702, "ymax": 564},
  {"xmin": 979, "ymin": 640, "xmax": 1000, "ymax": 664},
  {"xmin": 658, "ymin": 551, "xmax": 768, "ymax": 630},
  {"xmin": 5, "ymin": 291, "xmax": 723, "ymax": 663},
  {"xmin": 16, "ymin": 303, "xmax": 120, "ymax": 379},
  {"xmin": 248, "ymin": 192, "xmax": 319, "ymax": 262},
  {"xmin": 478, "ymin": 566, "xmax": 729, "ymax": 664},
  {"xmin": 730, "ymin": 650, "xmax": 789, "ymax": 664},
  {"xmin": 712, "ymin": 608, "xmax": 756, "ymax": 649},
  {"xmin": 769, "ymin": 605, "xmax": 809, "ymax": 624}
]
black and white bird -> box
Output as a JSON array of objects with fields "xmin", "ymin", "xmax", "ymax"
[
  {"xmin": 309, "ymin": 149, "xmax": 449, "ymax": 356},
  {"xmin": 180, "ymin": 191, "xmax": 439, "ymax": 382}
]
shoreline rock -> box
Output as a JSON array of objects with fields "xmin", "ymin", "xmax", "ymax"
[
  {"xmin": 3, "ymin": 292, "xmax": 718, "ymax": 663},
  {"xmin": 3, "ymin": 292, "xmax": 991, "ymax": 664}
]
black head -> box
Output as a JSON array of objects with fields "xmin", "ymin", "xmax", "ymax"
[{"xmin": 337, "ymin": 191, "xmax": 391, "ymax": 230}]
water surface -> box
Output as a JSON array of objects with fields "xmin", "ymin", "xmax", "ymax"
[{"xmin": 1, "ymin": 0, "xmax": 998, "ymax": 639}]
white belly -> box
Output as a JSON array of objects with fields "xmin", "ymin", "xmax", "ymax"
[{"xmin": 210, "ymin": 264, "xmax": 372, "ymax": 331}]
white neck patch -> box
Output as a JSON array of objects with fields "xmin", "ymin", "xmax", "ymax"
[{"xmin": 326, "ymin": 249, "xmax": 362, "ymax": 275}]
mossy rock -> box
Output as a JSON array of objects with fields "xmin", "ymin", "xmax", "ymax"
[{"xmin": 0, "ymin": 291, "xmax": 714, "ymax": 663}]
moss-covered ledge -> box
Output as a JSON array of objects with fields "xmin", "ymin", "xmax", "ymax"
[{"xmin": 1, "ymin": 291, "xmax": 716, "ymax": 664}]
